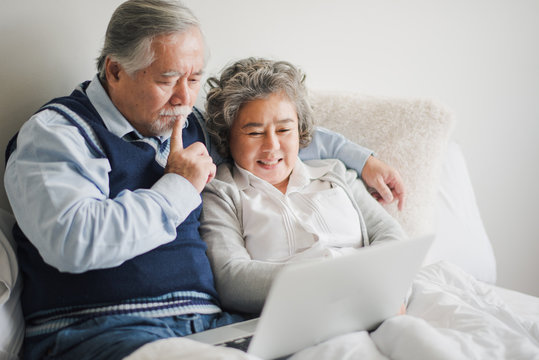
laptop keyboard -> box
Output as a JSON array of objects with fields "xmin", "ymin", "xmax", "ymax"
[{"xmin": 216, "ymin": 335, "xmax": 253, "ymax": 352}]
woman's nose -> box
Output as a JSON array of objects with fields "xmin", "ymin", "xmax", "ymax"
[{"xmin": 262, "ymin": 132, "xmax": 280, "ymax": 151}]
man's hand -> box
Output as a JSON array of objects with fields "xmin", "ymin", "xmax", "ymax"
[
  {"xmin": 165, "ymin": 118, "xmax": 216, "ymax": 193},
  {"xmin": 362, "ymin": 156, "xmax": 405, "ymax": 211}
]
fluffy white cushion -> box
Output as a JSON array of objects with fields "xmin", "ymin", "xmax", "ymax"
[
  {"xmin": 0, "ymin": 208, "xmax": 23, "ymax": 360},
  {"xmin": 309, "ymin": 91, "xmax": 455, "ymax": 238},
  {"xmin": 309, "ymin": 91, "xmax": 496, "ymax": 284}
]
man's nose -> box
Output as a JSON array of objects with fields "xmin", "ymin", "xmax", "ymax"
[{"xmin": 170, "ymin": 79, "xmax": 190, "ymax": 106}]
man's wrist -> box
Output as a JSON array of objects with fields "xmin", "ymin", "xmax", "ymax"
[{"xmin": 152, "ymin": 173, "xmax": 201, "ymax": 220}]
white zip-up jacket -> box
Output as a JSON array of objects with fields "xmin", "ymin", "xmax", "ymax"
[{"xmin": 200, "ymin": 158, "xmax": 405, "ymax": 314}]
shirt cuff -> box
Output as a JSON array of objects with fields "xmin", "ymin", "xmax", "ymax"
[{"xmin": 152, "ymin": 173, "xmax": 201, "ymax": 223}]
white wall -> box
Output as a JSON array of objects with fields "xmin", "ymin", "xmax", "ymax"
[{"xmin": 1, "ymin": 0, "xmax": 538, "ymax": 296}]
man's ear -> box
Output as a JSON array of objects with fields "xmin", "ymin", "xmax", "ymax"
[{"xmin": 105, "ymin": 57, "xmax": 122, "ymax": 83}]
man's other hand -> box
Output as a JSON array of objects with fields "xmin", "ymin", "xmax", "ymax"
[{"xmin": 362, "ymin": 156, "xmax": 405, "ymax": 211}]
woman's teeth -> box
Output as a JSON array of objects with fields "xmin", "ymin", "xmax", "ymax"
[{"xmin": 258, "ymin": 159, "xmax": 280, "ymax": 165}]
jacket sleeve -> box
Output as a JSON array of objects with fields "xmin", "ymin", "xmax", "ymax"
[
  {"xmin": 343, "ymin": 167, "xmax": 407, "ymax": 245},
  {"xmin": 200, "ymin": 174, "xmax": 285, "ymax": 314}
]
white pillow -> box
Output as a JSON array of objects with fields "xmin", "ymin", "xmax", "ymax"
[
  {"xmin": 309, "ymin": 91, "xmax": 455, "ymax": 237},
  {"xmin": 309, "ymin": 91, "xmax": 496, "ymax": 283},
  {"xmin": 425, "ymin": 142, "xmax": 497, "ymax": 284},
  {"xmin": 0, "ymin": 208, "xmax": 24, "ymax": 360}
]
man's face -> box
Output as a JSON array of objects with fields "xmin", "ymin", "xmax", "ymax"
[{"xmin": 108, "ymin": 27, "xmax": 205, "ymax": 137}]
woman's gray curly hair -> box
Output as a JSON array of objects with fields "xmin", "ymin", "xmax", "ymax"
[{"xmin": 205, "ymin": 57, "xmax": 314, "ymax": 159}]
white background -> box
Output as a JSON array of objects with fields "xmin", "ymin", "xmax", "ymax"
[{"xmin": 1, "ymin": 0, "xmax": 538, "ymax": 296}]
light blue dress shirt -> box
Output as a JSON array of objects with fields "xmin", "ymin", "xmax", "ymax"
[{"xmin": 4, "ymin": 75, "xmax": 372, "ymax": 274}]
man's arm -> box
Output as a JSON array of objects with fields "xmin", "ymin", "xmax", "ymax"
[
  {"xmin": 4, "ymin": 111, "xmax": 200, "ymax": 273},
  {"xmin": 299, "ymin": 126, "xmax": 405, "ymax": 210},
  {"xmin": 299, "ymin": 126, "xmax": 372, "ymax": 172}
]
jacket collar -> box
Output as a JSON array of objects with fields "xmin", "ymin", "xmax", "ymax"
[{"xmin": 232, "ymin": 157, "xmax": 335, "ymax": 193}]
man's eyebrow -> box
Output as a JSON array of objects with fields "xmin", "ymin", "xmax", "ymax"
[{"xmin": 161, "ymin": 70, "xmax": 204, "ymax": 77}]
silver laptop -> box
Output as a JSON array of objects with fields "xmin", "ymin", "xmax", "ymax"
[{"xmin": 186, "ymin": 235, "xmax": 433, "ymax": 359}]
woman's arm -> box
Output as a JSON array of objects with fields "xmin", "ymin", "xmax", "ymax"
[
  {"xmin": 344, "ymin": 168, "xmax": 407, "ymax": 245},
  {"xmin": 200, "ymin": 173, "xmax": 285, "ymax": 314}
]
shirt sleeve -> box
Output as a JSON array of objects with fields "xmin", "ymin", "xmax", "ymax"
[
  {"xmin": 298, "ymin": 126, "xmax": 373, "ymax": 176},
  {"xmin": 4, "ymin": 110, "xmax": 201, "ymax": 273}
]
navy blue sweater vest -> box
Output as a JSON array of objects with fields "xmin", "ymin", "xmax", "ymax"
[{"xmin": 8, "ymin": 83, "xmax": 219, "ymax": 317}]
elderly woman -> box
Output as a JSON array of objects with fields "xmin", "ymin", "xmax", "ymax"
[{"xmin": 201, "ymin": 58, "xmax": 406, "ymax": 314}]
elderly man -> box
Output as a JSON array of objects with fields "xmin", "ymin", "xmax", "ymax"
[{"xmin": 4, "ymin": 1, "xmax": 404, "ymax": 359}]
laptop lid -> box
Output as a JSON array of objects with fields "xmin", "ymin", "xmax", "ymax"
[
  {"xmin": 248, "ymin": 235, "xmax": 433, "ymax": 358},
  {"xmin": 186, "ymin": 235, "xmax": 433, "ymax": 359}
]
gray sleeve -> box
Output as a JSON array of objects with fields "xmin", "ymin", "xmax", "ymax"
[
  {"xmin": 344, "ymin": 169, "xmax": 407, "ymax": 245},
  {"xmin": 200, "ymin": 177, "xmax": 285, "ymax": 314}
]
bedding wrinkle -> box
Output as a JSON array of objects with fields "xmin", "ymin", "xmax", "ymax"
[
  {"xmin": 404, "ymin": 262, "xmax": 539, "ymax": 359},
  {"xmin": 371, "ymin": 315, "xmax": 464, "ymax": 360}
]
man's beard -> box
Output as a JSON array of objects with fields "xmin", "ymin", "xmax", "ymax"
[{"xmin": 151, "ymin": 106, "xmax": 192, "ymax": 137}]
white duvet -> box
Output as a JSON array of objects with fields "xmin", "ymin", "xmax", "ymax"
[{"xmin": 125, "ymin": 262, "xmax": 539, "ymax": 360}]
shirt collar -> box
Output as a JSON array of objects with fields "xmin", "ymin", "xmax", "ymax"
[
  {"xmin": 232, "ymin": 157, "xmax": 334, "ymax": 193},
  {"xmin": 86, "ymin": 74, "xmax": 142, "ymax": 140}
]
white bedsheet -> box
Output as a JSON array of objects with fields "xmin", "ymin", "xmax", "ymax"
[{"xmin": 125, "ymin": 261, "xmax": 539, "ymax": 360}]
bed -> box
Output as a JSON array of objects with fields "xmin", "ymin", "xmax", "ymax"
[{"xmin": 1, "ymin": 91, "xmax": 538, "ymax": 360}]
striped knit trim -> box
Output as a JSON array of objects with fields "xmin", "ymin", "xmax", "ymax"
[
  {"xmin": 25, "ymin": 291, "xmax": 221, "ymax": 337},
  {"xmin": 42, "ymin": 103, "xmax": 107, "ymax": 158},
  {"xmin": 131, "ymin": 136, "xmax": 170, "ymax": 168},
  {"xmin": 43, "ymin": 101, "xmax": 177, "ymax": 168}
]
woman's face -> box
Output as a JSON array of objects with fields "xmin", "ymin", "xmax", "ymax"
[{"xmin": 229, "ymin": 92, "xmax": 300, "ymax": 193}]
